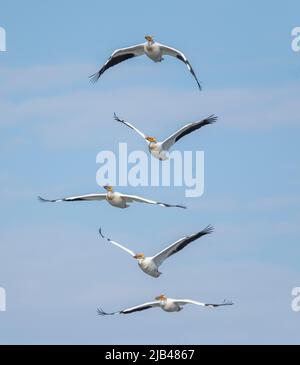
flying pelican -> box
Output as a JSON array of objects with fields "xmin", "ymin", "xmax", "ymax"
[
  {"xmin": 38, "ymin": 185, "xmax": 186, "ymax": 209},
  {"xmin": 99, "ymin": 225, "xmax": 213, "ymax": 278},
  {"xmin": 90, "ymin": 35, "xmax": 202, "ymax": 90},
  {"xmin": 114, "ymin": 113, "xmax": 217, "ymax": 161},
  {"xmin": 97, "ymin": 295, "xmax": 233, "ymax": 315}
]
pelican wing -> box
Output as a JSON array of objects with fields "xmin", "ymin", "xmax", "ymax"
[
  {"xmin": 121, "ymin": 194, "xmax": 186, "ymax": 209},
  {"xmin": 158, "ymin": 43, "xmax": 201, "ymax": 90},
  {"xmin": 113, "ymin": 113, "xmax": 147, "ymax": 140},
  {"xmin": 152, "ymin": 225, "xmax": 213, "ymax": 267},
  {"xmin": 161, "ymin": 115, "xmax": 217, "ymax": 151},
  {"xmin": 97, "ymin": 301, "xmax": 160, "ymax": 316},
  {"xmin": 173, "ymin": 299, "xmax": 234, "ymax": 308},
  {"xmin": 38, "ymin": 194, "xmax": 106, "ymax": 202},
  {"xmin": 99, "ymin": 228, "xmax": 135, "ymax": 257},
  {"xmin": 90, "ymin": 44, "xmax": 145, "ymax": 82}
]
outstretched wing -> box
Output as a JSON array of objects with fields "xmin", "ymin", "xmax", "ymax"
[
  {"xmin": 113, "ymin": 113, "xmax": 147, "ymax": 141},
  {"xmin": 162, "ymin": 115, "xmax": 217, "ymax": 151},
  {"xmin": 152, "ymin": 225, "xmax": 213, "ymax": 267},
  {"xmin": 90, "ymin": 44, "xmax": 145, "ymax": 82},
  {"xmin": 158, "ymin": 43, "xmax": 201, "ymax": 90},
  {"xmin": 121, "ymin": 194, "xmax": 186, "ymax": 209},
  {"xmin": 173, "ymin": 299, "xmax": 234, "ymax": 308},
  {"xmin": 38, "ymin": 194, "xmax": 106, "ymax": 202},
  {"xmin": 97, "ymin": 301, "xmax": 160, "ymax": 316},
  {"xmin": 99, "ymin": 228, "xmax": 135, "ymax": 257}
]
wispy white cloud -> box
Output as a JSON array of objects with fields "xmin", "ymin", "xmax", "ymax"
[
  {"xmin": 1, "ymin": 219, "xmax": 299, "ymax": 344},
  {"xmin": 1, "ymin": 64, "xmax": 299, "ymax": 148},
  {"xmin": 0, "ymin": 64, "xmax": 91, "ymax": 96},
  {"xmin": 188, "ymin": 192, "xmax": 300, "ymax": 214}
]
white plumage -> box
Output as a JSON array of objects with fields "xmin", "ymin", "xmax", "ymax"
[
  {"xmin": 38, "ymin": 185, "xmax": 186, "ymax": 209},
  {"xmin": 90, "ymin": 35, "xmax": 202, "ymax": 90},
  {"xmin": 99, "ymin": 225, "xmax": 213, "ymax": 278},
  {"xmin": 114, "ymin": 113, "xmax": 217, "ymax": 160},
  {"xmin": 97, "ymin": 294, "xmax": 233, "ymax": 315}
]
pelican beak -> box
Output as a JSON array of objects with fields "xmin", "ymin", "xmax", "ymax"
[
  {"xmin": 145, "ymin": 35, "xmax": 153, "ymax": 42},
  {"xmin": 155, "ymin": 294, "xmax": 165, "ymax": 301},
  {"xmin": 146, "ymin": 136, "xmax": 156, "ymax": 143},
  {"xmin": 103, "ymin": 185, "xmax": 112, "ymax": 192}
]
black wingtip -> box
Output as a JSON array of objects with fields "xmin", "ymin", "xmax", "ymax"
[
  {"xmin": 99, "ymin": 227, "xmax": 104, "ymax": 238},
  {"xmin": 223, "ymin": 299, "xmax": 234, "ymax": 306},
  {"xmin": 206, "ymin": 114, "xmax": 218, "ymax": 124},
  {"xmin": 203, "ymin": 224, "xmax": 214, "ymax": 235},
  {"xmin": 177, "ymin": 204, "xmax": 187, "ymax": 209},
  {"xmin": 89, "ymin": 72, "xmax": 100, "ymax": 83},
  {"xmin": 113, "ymin": 113, "xmax": 123, "ymax": 123},
  {"xmin": 97, "ymin": 307, "xmax": 116, "ymax": 316},
  {"xmin": 38, "ymin": 196, "xmax": 50, "ymax": 203},
  {"xmin": 157, "ymin": 202, "xmax": 187, "ymax": 209},
  {"xmin": 38, "ymin": 196, "xmax": 59, "ymax": 203},
  {"xmin": 205, "ymin": 299, "xmax": 233, "ymax": 308},
  {"xmin": 97, "ymin": 307, "xmax": 106, "ymax": 316}
]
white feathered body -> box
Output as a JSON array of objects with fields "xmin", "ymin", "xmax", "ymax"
[
  {"xmin": 106, "ymin": 191, "xmax": 128, "ymax": 208},
  {"xmin": 137, "ymin": 257, "xmax": 161, "ymax": 278},
  {"xmin": 144, "ymin": 42, "xmax": 163, "ymax": 62},
  {"xmin": 148, "ymin": 142, "xmax": 168, "ymax": 160},
  {"xmin": 160, "ymin": 299, "xmax": 182, "ymax": 312}
]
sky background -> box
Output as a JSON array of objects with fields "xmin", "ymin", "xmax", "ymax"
[{"xmin": 0, "ymin": 0, "xmax": 300, "ymax": 344}]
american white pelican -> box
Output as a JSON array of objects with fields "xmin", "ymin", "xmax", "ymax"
[
  {"xmin": 114, "ymin": 113, "xmax": 217, "ymax": 161},
  {"xmin": 90, "ymin": 35, "xmax": 202, "ymax": 90},
  {"xmin": 99, "ymin": 225, "xmax": 213, "ymax": 278},
  {"xmin": 38, "ymin": 185, "xmax": 186, "ymax": 209},
  {"xmin": 97, "ymin": 295, "xmax": 233, "ymax": 315}
]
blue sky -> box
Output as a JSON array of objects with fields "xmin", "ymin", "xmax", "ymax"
[{"xmin": 0, "ymin": 0, "xmax": 300, "ymax": 344}]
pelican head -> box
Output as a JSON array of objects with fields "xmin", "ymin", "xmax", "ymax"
[
  {"xmin": 103, "ymin": 185, "xmax": 113, "ymax": 192},
  {"xmin": 133, "ymin": 253, "xmax": 145, "ymax": 260},
  {"xmin": 145, "ymin": 35, "xmax": 154, "ymax": 43},
  {"xmin": 146, "ymin": 136, "xmax": 157, "ymax": 143},
  {"xmin": 155, "ymin": 294, "xmax": 167, "ymax": 301}
]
